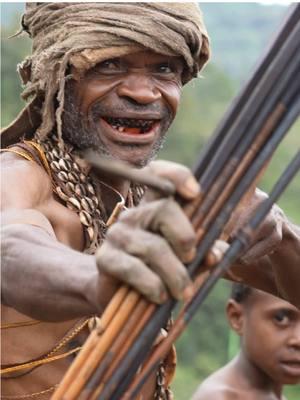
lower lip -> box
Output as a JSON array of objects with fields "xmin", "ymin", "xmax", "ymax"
[
  {"xmin": 100, "ymin": 118, "xmax": 160, "ymax": 145},
  {"xmin": 280, "ymin": 362, "xmax": 300, "ymax": 377}
]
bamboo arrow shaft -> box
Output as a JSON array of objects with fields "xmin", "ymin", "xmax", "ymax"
[
  {"xmin": 52, "ymin": 286, "xmax": 129, "ymax": 400},
  {"xmin": 62, "ymin": 290, "xmax": 140, "ymax": 400}
]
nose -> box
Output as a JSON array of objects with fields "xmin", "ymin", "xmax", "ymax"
[
  {"xmin": 287, "ymin": 324, "xmax": 300, "ymax": 350},
  {"xmin": 117, "ymin": 73, "xmax": 161, "ymax": 105}
]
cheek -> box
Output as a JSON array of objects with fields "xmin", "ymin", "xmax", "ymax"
[
  {"xmin": 243, "ymin": 321, "xmax": 283, "ymax": 367},
  {"xmin": 159, "ymin": 82, "xmax": 182, "ymax": 116},
  {"xmin": 75, "ymin": 79, "xmax": 120, "ymax": 114},
  {"xmin": 243, "ymin": 319, "xmax": 266, "ymax": 352}
]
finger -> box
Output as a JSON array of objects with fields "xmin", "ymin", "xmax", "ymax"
[
  {"xmin": 95, "ymin": 242, "xmax": 167, "ymax": 304},
  {"xmin": 251, "ymin": 204, "xmax": 284, "ymax": 242},
  {"xmin": 119, "ymin": 198, "xmax": 197, "ymax": 263},
  {"xmin": 144, "ymin": 160, "xmax": 200, "ymax": 200},
  {"xmin": 205, "ymin": 240, "xmax": 229, "ymax": 267},
  {"xmin": 151, "ymin": 199, "xmax": 197, "ymax": 262},
  {"xmin": 223, "ymin": 187, "xmax": 267, "ymax": 239},
  {"xmin": 241, "ymin": 232, "xmax": 280, "ymax": 264},
  {"xmin": 109, "ymin": 226, "xmax": 192, "ymax": 300},
  {"xmin": 239, "ymin": 205, "xmax": 283, "ymax": 263},
  {"xmin": 241, "ymin": 226, "xmax": 282, "ymax": 263}
]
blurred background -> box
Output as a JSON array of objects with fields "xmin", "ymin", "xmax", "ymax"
[{"xmin": 1, "ymin": 3, "xmax": 299, "ymax": 399}]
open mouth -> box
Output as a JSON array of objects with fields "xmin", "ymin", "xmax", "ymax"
[
  {"xmin": 103, "ymin": 117, "xmax": 157, "ymax": 135},
  {"xmin": 280, "ymin": 360, "xmax": 300, "ymax": 376}
]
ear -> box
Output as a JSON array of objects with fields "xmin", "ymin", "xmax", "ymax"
[{"xmin": 226, "ymin": 299, "xmax": 244, "ymax": 336}]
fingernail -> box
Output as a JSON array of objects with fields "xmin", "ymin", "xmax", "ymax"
[
  {"xmin": 205, "ymin": 251, "xmax": 216, "ymax": 267},
  {"xmin": 182, "ymin": 284, "xmax": 195, "ymax": 302},
  {"xmin": 206, "ymin": 248, "xmax": 222, "ymax": 267},
  {"xmin": 184, "ymin": 176, "xmax": 200, "ymax": 197}
]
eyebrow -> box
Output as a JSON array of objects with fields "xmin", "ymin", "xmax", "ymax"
[
  {"xmin": 268, "ymin": 306, "xmax": 299, "ymax": 316},
  {"xmin": 145, "ymin": 59, "xmax": 184, "ymax": 70}
]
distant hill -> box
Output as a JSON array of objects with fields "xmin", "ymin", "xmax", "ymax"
[
  {"xmin": 0, "ymin": 2, "xmax": 24, "ymax": 26},
  {"xmin": 200, "ymin": 3, "xmax": 287, "ymax": 83}
]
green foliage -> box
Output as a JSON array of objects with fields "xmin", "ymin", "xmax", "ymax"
[
  {"xmin": 259, "ymin": 123, "xmax": 300, "ymax": 224},
  {"xmin": 284, "ymin": 385, "xmax": 300, "ymax": 400},
  {"xmin": 1, "ymin": 12, "xmax": 31, "ymax": 127},
  {"xmin": 172, "ymin": 281, "xmax": 231, "ymax": 399},
  {"xmin": 200, "ymin": 3, "xmax": 285, "ymax": 83},
  {"xmin": 160, "ymin": 63, "xmax": 236, "ymax": 167},
  {"xmin": 171, "ymin": 364, "xmax": 199, "ymax": 400}
]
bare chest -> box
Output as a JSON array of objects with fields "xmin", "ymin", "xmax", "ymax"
[
  {"xmin": 39, "ymin": 196, "xmax": 85, "ymax": 251},
  {"xmin": 235, "ymin": 388, "xmax": 284, "ymax": 400},
  {"xmin": 1, "ymin": 304, "xmax": 91, "ymax": 398}
]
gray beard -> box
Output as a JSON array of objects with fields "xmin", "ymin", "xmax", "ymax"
[{"xmin": 61, "ymin": 89, "xmax": 169, "ymax": 168}]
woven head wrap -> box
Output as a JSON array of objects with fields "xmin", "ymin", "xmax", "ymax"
[{"xmin": 1, "ymin": 2, "xmax": 210, "ymax": 147}]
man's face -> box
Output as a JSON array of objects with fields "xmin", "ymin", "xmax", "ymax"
[
  {"xmin": 241, "ymin": 291, "xmax": 300, "ymax": 384},
  {"xmin": 62, "ymin": 50, "xmax": 183, "ymax": 167}
]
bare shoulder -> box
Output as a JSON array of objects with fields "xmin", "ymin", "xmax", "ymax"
[
  {"xmin": 192, "ymin": 383, "xmax": 240, "ymax": 400},
  {"xmin": 1, "ymin": 151, "xmax": 53, "ymax": 210},
  {"xmin": 192, "ymin": 369, "xmax": 241, "ymax": 400}
]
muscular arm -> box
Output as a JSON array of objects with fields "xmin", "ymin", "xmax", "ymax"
[
  {"xmin": 1, "ymin": 154, "xmax": 200, "ymax": 321},
  {"xmin": 224, "ymin": 192, "xmax": 300, "ymax": 307},
  {"xmin": 1, "ymin": 223, "xmax": 103, "ymax": 321},
  {"xmin": 259, "ymin": 219, "xmax": 300, "ymax": 306},
  {"xmin": 1, "ymin": 153, "xmax": 112, "ymax": 320}
]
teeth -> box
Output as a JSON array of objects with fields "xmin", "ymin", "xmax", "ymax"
[{"xmin": 106, "ymin": 117, "xmax": 155, "ymax": 131}]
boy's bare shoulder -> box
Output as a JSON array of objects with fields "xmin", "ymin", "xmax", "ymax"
[
  {"xmin": 192, "ymin": 383, "xmax": 241, "ymax": 400},
  {"xmin": 192, "ymin": 368, "xmax": 241, "ymax": 400}
]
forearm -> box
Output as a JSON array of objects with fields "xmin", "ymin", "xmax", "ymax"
[
  {"xmin": 269, "ymin": 218, "xmax": 300, "ymax": 307},
  {"xmin": 225, "ymin": 255, "xmax": 281, "ymax": 296},
  {"xmin": 227, "ymin": 218, "xmax": 300, "ymax": 307},
  {"xmin": 1, "ymin": 224, "xmax": 111, "ymax": 321}
]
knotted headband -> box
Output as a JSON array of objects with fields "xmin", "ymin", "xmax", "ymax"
[{"xmin": 1, "ymin": 2, "xmax": 210, "ymax": 147}]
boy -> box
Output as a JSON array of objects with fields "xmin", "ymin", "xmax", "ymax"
[{"xmin": 193, "ymin": 284, "xmax": 300, "ymax": 399}]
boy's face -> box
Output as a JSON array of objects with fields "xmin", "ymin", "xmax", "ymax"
[{"xmin": 229, "ymin": 290, "xmax": 300, "ymax": 384}]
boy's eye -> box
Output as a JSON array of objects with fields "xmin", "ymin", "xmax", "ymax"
[{"xmin": 273, "ymin": 310, "xmax": 291, "ymax": 326}]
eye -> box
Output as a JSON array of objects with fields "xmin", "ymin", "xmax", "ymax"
[
  {"xmin": 97, "ymin": 58, "xmax": 124, "ymax": 73},
  {"xmin": 273, "ymin": 310, "xmax": 291, "ymax": 327},
  {"xmin": 152, "ymin": 60, "xmax": 183, "ymax": 82},
  {"xmin": 156, "ymin": 63, "xmax": 173, "ymax": 74}
]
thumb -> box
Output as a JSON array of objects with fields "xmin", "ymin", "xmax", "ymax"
[{"xmin": 144, "ymin": 160, "xmax": 200, "ymax": 201}]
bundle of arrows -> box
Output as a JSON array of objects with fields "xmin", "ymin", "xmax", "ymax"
[{"xmin": 52, "ymin": 4, "xmax": 300, "ymax": 400}]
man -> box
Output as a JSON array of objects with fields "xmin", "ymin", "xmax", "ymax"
[
  {"xmin": 0, "ymin": 3, "xmax": 299, "ymax": 399},
  {"xmin": 192, "ymin": 283, "xmax": 300, "ymax": 400}
]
